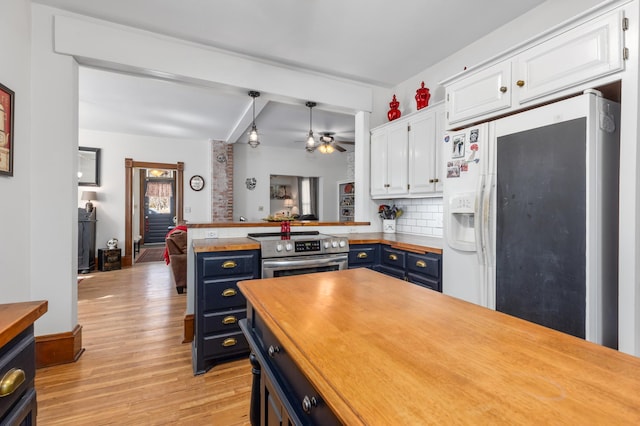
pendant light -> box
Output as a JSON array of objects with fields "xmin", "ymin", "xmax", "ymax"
[
  {"xmin": 305, "ymin": 101, "xmax": 317, "ymax": 152},
  {"xmin": 247, "ymin": 90, "xmax": 260, "ymax": 148}
]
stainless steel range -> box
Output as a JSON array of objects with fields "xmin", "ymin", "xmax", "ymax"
[{"xmin": 248, "ymin": 231, "xmax": 349, "ymax": 278}]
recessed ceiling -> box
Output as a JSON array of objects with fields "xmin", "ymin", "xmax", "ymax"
[{"xmin": 36, "ymin": 0, "xmax": 547, "ymax": 145}]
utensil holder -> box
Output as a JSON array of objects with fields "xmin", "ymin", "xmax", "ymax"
[{"xmin": 383, "ymin": 219, "xmax": 396, "ymax": 233}]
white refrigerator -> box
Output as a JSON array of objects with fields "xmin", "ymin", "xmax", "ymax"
[{"xmin": 443, "ymin": 90, "xmax": 619, "ymax": 348}]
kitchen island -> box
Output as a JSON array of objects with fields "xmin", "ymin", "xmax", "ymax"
[{"xmin": 238, "ymin": 268, "xmax": 640, "ymax": 424}]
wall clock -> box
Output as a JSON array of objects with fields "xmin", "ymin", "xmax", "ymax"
[{"xmin": 189, "ymin": 175, "xmax": 205, "ymax": 191}]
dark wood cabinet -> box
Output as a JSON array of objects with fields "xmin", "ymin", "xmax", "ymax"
[
  {"xmin": 0, "ymin": 301, "xmax": 47, "ymax": 426},
  {"xmin": 193, "ymin": 249, "xmax": 259, "ymax": 375},
  {"xmin": 350, "ymin": 243, "xmax": 442, "ymax": 292},
  {"xmin": 98, "ymin": 248, "xmax": 121, "ymax": 271},
  {"xmin": 78, "ymin": 208, "xmax": 96, "ymax": 273},
  {"xmin": 348, "ymin": 243, "xmax": 379, "ymax": 270},
  {"xmin": 240, "ymin": 310, "xmax": 341, "ymax": 426}
]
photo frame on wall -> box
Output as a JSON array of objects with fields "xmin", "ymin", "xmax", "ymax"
[
  {"xmin": 270, "ymin": 184, "xmax": 291, "ymax": 200},
  {"xmin": 0, "ymin": 82, "xmax": 15, "ymax": 177},
  {"xmin": 78, "ymin": 147, "xmax": 101, "ymax": 186}
]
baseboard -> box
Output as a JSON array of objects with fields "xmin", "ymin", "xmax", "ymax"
[
  {"xmin": 35, "ymin": 324, "xmax": 84, "ymax": 368},
  {"xmin": 183, "ymin": 314, "xmax": 194, "ymax": 343}
]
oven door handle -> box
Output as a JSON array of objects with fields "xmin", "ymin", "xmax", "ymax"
[{"xmin": 263, "ymin": 255, "xmax": 347, "ymax": 269}]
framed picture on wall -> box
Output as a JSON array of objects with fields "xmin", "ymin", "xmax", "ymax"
[
  {"xmin": 0, "ymin": 82, "xmax": 15, "ymax": 177},
  {"xmin": 270, "ymin": 184, "xmax": 291, "ymax": 200}
]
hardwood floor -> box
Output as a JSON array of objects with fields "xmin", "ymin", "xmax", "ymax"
[{"xmin": 36, "ymin": 262, "xmax": 252, "ymax": 425}]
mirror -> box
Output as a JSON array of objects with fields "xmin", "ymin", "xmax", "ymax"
[
  {"xmin": 269, "ymin": 175, "xmax": 319, "ymax": 220},
  {"xmin": 78, "ymin": 147, "xmax": 100, "ymax": 186}
]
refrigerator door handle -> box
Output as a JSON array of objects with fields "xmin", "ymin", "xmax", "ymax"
[
  {"xmin": 475, "ymin": 174, "xmax": 486, "ymax": 265},
  {"xmin": 482, "ymin": 174, "xmax": 494, "ymax": 268}
]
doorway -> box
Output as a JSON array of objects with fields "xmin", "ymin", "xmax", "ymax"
[
  {"xmin": 141, "ymin": 171, "xmax": 176, "ymax": 244},
  {"xmin": 124, "ymin": 158, "xmax": 184, "ymax": 267}
]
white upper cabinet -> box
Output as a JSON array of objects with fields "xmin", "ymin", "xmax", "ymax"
[
  {"xmin": 370, "ymin": 102, "xmax": 444, "ymax": 199},
  {"xmin": 408, "ymin": 103, "xmax": 445, "ymax": 195},
  {"xmin": 446, "ymin": 62, "xmax": 512, "ymax": 126},
  {"xmin": 370, "ymin": 120, "xmax": 408, "ymax": 198},
  {"xmin": 443, "ymin": 8, "xmax": 625, "ymax": 129},
  {"xmin": 515, "ymin": 11, "xmax": 624, "ymax": 104}
]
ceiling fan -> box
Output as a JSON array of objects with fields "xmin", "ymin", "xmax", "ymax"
[
  {"xmin": 299, "ymin": 102, "xmax": 355, "ymax": 154},
  {"xmin": 315, "ymin": 132, "xmax": 354, "ymax": 153}
]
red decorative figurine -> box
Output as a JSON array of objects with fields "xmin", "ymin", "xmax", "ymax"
[
  {"xmin": 387, "ymin": 94, "xmax": 401, "ymax": 121},
  {"xmin": 415, "ymin": 81, "xmax": 431, "ymax": 110}
]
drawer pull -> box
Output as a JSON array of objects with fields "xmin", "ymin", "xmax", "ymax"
[
  {"xmin": 357, "ymin": 252, "xmax": 368, "ymax": 259},
  {"xmin": 499, "ymin": 86, "xmax": 508, "ymax": 93},
  {"xmin": 0, "ymin": 368, "xmax": 25, "ymax": 398},
  {"xmin": 222, "ymin": 315, "xmax": 237, "ymax": 325},
  {"xmin": 222, "ymin": 288, "xmax": 237, "ymax": 297},
  {"xmin": 516, "ymin": 80, "xmax": 525, "ymax": 87},
  {"xmin": 302, "ymin": 395, "xmax": 318, "ymax": 414},
  {"xmin": 222, "ymin": 260, "xmax": 238, "ymax": 269},
  {"xmin": 268, "ymin": 345, "xmax": 280, "ymax": 358},
  {"xmin": 388, "ymin": 254, "xmax": 398, "ymax": 261},
  {"xmin": 222, "ymin": 338, "xmax": 237, "ymax": 347},
  {"xmin": 416, "ymin": 260, "xmax": 427, "ymax": 268}
]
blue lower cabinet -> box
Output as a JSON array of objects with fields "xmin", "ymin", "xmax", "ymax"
[
  {"xmin": 193, "ymin": 250, "xmax": 259, "ymax": 375},
  {"xmin": 348, "ymin": 244, "xmax": 379, "ymax": 269},
  {"xmin": 375, "ymin": 245, "xmax": 442, "ymax": 292}
]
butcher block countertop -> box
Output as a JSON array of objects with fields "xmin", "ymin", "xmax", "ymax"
[
  {"xmin": 0, "ymin": 301, "xmax": 48, "ymax": 348},
  {"xmin": 193, "ymin": 232, "xmax": 442, "ymax": 254},
  {"xmin": 238, "ymin": 269, "xmax": 640, "ymax": 424},
  {"xmin": 192, "ymin": 237, "xmax": 260, "ymax": 253}
]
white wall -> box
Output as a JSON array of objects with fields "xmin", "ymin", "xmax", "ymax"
[
  {"xmin": 77, "ymin": 129, "xmax": 212, "ymax": 249},
  {"xmin": 233, "ymin": 143, "xmax": 350, "ymax": 222},
  {"xmin": 0, "ymin": 0, "xmax": 31, "ymax": 304}
]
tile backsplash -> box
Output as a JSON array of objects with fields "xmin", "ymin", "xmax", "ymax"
[{"xmin": 392, "ymin": 197, "xmax": 443, "ymax": 237}]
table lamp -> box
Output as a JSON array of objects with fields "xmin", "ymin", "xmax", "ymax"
[{"xmin": 81, "ymin": 190, "xmax": 97, "ymax": 213}]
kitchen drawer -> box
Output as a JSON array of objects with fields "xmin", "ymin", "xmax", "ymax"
[
  {"xmin": 348, "ymin": 244, "xmax": 379, "ymax": 268},
  {"xmin": 204, "ymin": 307, "xmax": 246, "ymax": 335},
  {"xmin": 249, "ymin": 314, "xmax": 340, "ymax": 425},
  {"xmin": 202, "ymin": 330, "xmax": 249, "ymax": 359},
  {"xmin": 2, "ymin": 387, "xmax": 36, "ymax": 426},
  {"xmin": 406, "ymin": 253, "xmax": 441, "ymax": 280},
  {"xmin": 0, "ymin": 328, "xmax": 35, "ymax": 419},
  {"xmin": 203, "ymin": 276, "xmax": 252, "ymax": 311},
  {"xmin": 377, "ymin": 264, "xmax": 405, "ymax": 280},
  {"xmin": 380, "ymin": 246, "xmax": 406, "ymax": 269},
  {"xmin": 407, "ymin": 273, "xmax": 441, "ymax": 292},
  {"xmin": 200, "ymin": 251, "xmax": 259, "ymax": 278}
]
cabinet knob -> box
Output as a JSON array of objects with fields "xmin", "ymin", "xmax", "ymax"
[
  {"xmin": 429, "ymin": 179, "xmax": 435, "ymax": 183},
  {"xmin": 516, "ymin": 80, "xmax": 525, "ymax": 87},
  {"xmin": 416, "ymin": 260, "xmax": 427, "ymax": 268},
  {"xmin": 433, "ymin": 178, "xmax": 439, "ymax": 183},
  {"xmin": 0, "ymin": 368, "xmax": 25, "ymax": 397},
  {"xmin": 222, "ymin": 288, "xmax": 237, "ymax": 297},
  {"xmin": 357, "ymin": 252, "xmax": 368, "ymax": 259},
  {"xmin": 222, "ymin": 260, "xmax": 237, "ymax": 269},
  {"xmin": 499, "ymin": 86, "xmax": 508, "ymax": 93},
  {"xmin": 388, "ymin": 254, "xmax": 398, "ymax": 261},
  {"xmin": 222, "ymin": 315, "xmax": 237, "ymax": 325},
  {"xmin": 268, "ymin": 345, "xmax": 280, "ymax": 358},
  {"xmin": 222, "ymin": 338, "xmax": 237, "ymax": 347},
  {"xmin": 302, "ymin": 395, "xmax": 318, "ymax": 414}
]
